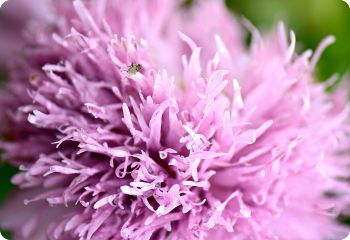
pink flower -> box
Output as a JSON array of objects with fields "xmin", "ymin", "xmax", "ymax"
[{"xmin": 0, "ymin": 1, "xmax": 349, "ymax": 239}]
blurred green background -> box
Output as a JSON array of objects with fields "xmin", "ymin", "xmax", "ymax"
[
  {"xmin": 226, "ymin": 0, "xmax": 350, "ymax": 80},
  {"xmin": 0, "ymin": 0, "xmax": 349, "ymax": 239}
]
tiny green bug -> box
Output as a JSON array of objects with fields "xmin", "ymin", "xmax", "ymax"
[{"xmin": 127, "ymin": 63, "xmax": 142, "ymax": 75}]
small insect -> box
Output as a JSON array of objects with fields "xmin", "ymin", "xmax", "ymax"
[{"xmin": 127, "ymin": 63, "xmax": 142, "ymax": 75}]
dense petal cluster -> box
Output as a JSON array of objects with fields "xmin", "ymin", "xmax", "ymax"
[{"xmin": 0, "ymin": 0, "xmax": 349, "ymax": 240}]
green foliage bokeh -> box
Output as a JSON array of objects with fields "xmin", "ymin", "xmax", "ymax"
[{"xmin": 226, "ymin": 0, "xmax": 350, "ymax": 80}]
